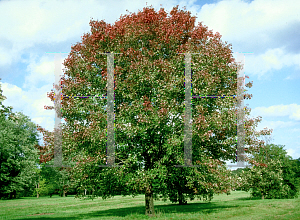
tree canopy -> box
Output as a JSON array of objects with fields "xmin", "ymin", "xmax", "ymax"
[{"xmin": 40, "ymin": 5, "xmax": 272, "ymax": 216}]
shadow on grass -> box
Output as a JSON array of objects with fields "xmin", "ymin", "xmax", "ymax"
[
  {"xmin": 233, "ymin": 197, "xmax": 263, "ymax": 201},
  {"xmin": 14, "ymin": 202, "xmax": 237, "ymax": 220}
]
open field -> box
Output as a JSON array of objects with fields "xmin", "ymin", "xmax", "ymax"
[{"xmin": 0, "ymin": 191, "xmax": 299, "ymax": 219}]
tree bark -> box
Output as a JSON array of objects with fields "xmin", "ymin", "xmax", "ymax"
[
  {"xmin": 145, "ymin": 184, "xmax": 155, "ymax": 217},
  {"xmin": 10, "ymin": 190, "xmax": 16, "ymax": 199},
  {"xmin": 178, "ymin": 199, "xmax": 187, "ymax": 205},
  {"xmin": 63, "ymin": 190, "xmax": 66, "ymax": 197},
  {"xmin": 178, "ymin": 191, "xmax": 187, "ymax": 205},
  {"xmin": 36, "ymin": 183, "xmax": 39, "ymax": 198}
]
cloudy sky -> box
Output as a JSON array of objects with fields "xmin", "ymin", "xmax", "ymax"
[{"xmin": 0, "ymin": 0, "xmax": 299, "ymax": 166}]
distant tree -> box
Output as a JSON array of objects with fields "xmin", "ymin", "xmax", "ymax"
[
  {"xmin": 292, "ymin": 157, "xmax": 300, "ymax": 179},
  {"xmin": 0, "ymin": 79, "xmax": 40, "ymax": 199},
  {"xmin": 241, "ymin": 143, "xmax": 299, "ymax": 199},
  {"xmin": 231, "ymin": 168, "xmax": 248, "ymax": 177},
  {"xmin": 230, "ymin": 168, "xmax": 250, "ymax": 191},
  {"xmin": 291, "ymin": 157, "xmax": 300, "ymax": 191},
  {"xmin": 34, "ymin": 178, "xmax": 49, "ymax": 197},
  {"xmin": 34, "ymin": 160, "xmax": 75, "ymax": 198},
  {"xmin": 281, "ymin": 156, "xmax": 300, "ymax": 197}
]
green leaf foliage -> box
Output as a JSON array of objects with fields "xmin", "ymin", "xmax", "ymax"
[
  {"xmin": 0, "ymin": 81, "xmax": 40, "ymax": 199},
  {"xmin": 240, "ymin": 144, "xmax": 299, "ymax": 199}
]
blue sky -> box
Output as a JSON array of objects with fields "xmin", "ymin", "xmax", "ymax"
[{"xmin": 0, "ymin": 0, "xmax": 299, "ymax": 167}]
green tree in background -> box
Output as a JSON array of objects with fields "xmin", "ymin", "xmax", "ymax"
[
  {"xmin": 33, "ymin": 162, "xmax": 73, "ymax": 198},
  {"xmin": 34, "ymin": 178, "xmax": 49, "ymax": 197},
  {"xmin": 35, "ymin": 127, "xmax": 78, "ymax": 198},
  {"xmin": 292, "ymin": 157, "xmax": 300, "ymax": 189},
  {"xmin": 230, "ymin": 167, "xmax": 251, "ymax": 191},
  {"xmin": 0, "ymin": 79, "xmax": 40, "ymax": 199},
  {"xmin": 241, "ymin": 143, "xmax": 299, "ymax": 199}
]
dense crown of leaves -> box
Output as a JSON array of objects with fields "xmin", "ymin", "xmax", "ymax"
[{"xmin": 38, "ymin": 5, "xmax": 272, "ymax": 215}]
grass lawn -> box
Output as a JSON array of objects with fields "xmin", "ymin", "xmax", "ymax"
[{"xmin": 0, "ymin": 191, "xmax": 299, "ymax": 219}]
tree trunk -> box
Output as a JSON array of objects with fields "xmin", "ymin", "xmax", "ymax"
[
  {"xmin": 178, "ymin": 191, "xmax": 187, "ymax": 205},
  {"xmin": 178, "ymin": 199, "xmax": 187, "ymax": 205},
  {"xmin": 10, "ymin": 190, "xmax": 16, "ymax": 199},
  {"xmin": 36, "ymin": 183, "xmax": 39, "ymax": 198},
  {"xmin": 63, "ymin": 190, "xmax": 66, "ymax": 197},
  {"xmin": 145, "ymin": 184, "xmax": 155, "ymax": 217}
]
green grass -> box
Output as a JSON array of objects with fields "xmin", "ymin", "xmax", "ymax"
[{"xmin": 0, "ymin": 191, "xmax": 299, "ymax": 219}]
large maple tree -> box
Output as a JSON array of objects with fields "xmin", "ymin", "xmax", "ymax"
[{"xmin": 38, "ymin": 5, "xmax": 272, "ymax": 216}]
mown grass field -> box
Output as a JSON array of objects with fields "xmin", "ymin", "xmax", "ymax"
[{"xmin": 0, "ymin": 191, "xmax": 299, "ymax": 219}]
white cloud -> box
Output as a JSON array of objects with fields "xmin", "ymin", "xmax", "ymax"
[
  {"xmin": 1, "ymin": 82, "xmax": 53, "ymax": 115},
  {"xmin": 251, "ymin": 104, "xmax": 300, "ymax": 121},
  {"xmin": 0, "ymin": 0, "xmax": 98, "ymax": 67},
  {"xmin": 286, "ymin": 147, "xmax": 300, "ymax": 159},
  {"xmin": 0, "ymin": 48, "xmax": 12, "ymax": 66},
  {"xmin": 196, "ymin": 0, "xmax": 300, "ymax": 77},
  {"xmin": 1, "ymin": 82, "xmax": 55, "ymax": 132},
  {"xmin": 0, "ymin": 0, "xmax": 185, "ymax": 67},
  {"xmin": 31, "ymin": 116, "xmax": 55, "ymax": 133},
  {"xmin": 22, "ymin": 54, "xmax": 68, "ymax": 89},
  {"xmin": 291, "ymin": 128, "xmax": 300, "ymax": 133},
  {"xmin": 197, "ymin": 0, "xmax": 300, "ymax": 42},
  {"xmin": 256, "ymin": 120, "xmax": 296, "ymax": 131},
  {"xmin": 30, "ymin": 92, "xmax": 55, "ymax": 118},
  {"xmin": 1, "ymin": 83, "xmax": 22, "ymax": 99},
  {"xmin": 245, "ymin": 48, "xmax": 300, "ymax": 79},
  {"xmin": 23, "ymin": 55, "xmax": 55, "ymax": 89},
  {"xmin": 0, "ymin": 0, "xmax": 90, "ymax": 44}
]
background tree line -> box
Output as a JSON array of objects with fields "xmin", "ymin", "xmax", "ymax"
[{"xmin": 0, "ymin": 80, "xmax": 83, "ymax": 199}]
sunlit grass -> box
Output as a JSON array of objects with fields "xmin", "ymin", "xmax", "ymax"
[{"xmin": 0, "ymin": 191, "xmax": 299, "ymax": 219}]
